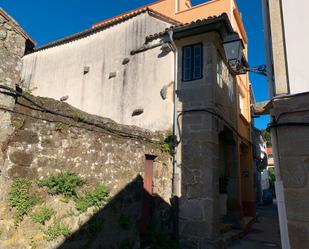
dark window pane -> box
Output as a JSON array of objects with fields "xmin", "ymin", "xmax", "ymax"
[
  {"xmin": 182, "ymin": 44, "xmax": 203, "ymax": 81},
  {"xmin": 183, "ymin": 47, "xmax": 192, "ymax": 81},
  {"xmin": 193, "ymin": 45, "xmax": 202, "ymax": 79}
]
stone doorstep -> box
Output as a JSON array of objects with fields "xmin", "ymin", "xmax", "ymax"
[
  {"xmin": 219, "ymin": 229, "xmax": 245, "ymax": 248},
  {"xmin": 219, "ymin": 223, "xmax": 233, "ymax": 234},
  {"xmin": 216, "ymin": 223, "xmax": 246, "ymax": 249},
  {"xmin": 243, "ymin": 216, "xmax": 256, "ymax": 233}
]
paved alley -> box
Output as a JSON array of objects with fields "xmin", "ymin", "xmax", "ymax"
[{"xmin": 229, "ymin": 202, "xmax": 282, "ymax": 249}]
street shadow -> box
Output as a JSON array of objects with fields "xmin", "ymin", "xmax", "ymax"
[{"xmin": 56, "ymin": 175, "xmax": 178, "ymax": 249}]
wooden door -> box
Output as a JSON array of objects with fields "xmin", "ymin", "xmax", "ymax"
[{"xmin": 140, "ymin": 156, "xmax": 154, "ymax": 233}]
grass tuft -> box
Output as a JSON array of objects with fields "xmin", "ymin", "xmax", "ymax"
[
  {"xmin": 44, "ymin": 221, "xmax": 71, "ymax": 241},
  {"xmin": 75, "ymin": 183, "xmax": 110, "ymax": 213},
  {"xmin": 32, "ymin": 206, "xmax": 55, "ymax": 225},
  {"xmin": 37, "ymin": 171, "xmax": 85, "ymax": 198},
  {"xmin": 9, "ymin": 177, "xmax": 37, "ymax": 224}
]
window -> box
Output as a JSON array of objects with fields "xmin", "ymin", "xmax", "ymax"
[
  {"xmin": 239, "ymin": 94, "xmax": 245, "ymax": 116},
  {"xmin": 182, "ymin": 44, "xmax": 202, "ymax": 81},
  {"xmin": 217, "ymin": 51, "xmax": 235, "ymax": 102},
  {"xmin": 228, "ymin": 74, "xmax": 235, "ymax": 102},
  {"xmin": 217, "ymin": 52, "xmax": 224, "ymax": 88}
]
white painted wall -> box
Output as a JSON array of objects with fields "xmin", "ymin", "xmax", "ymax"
[
  {"xmin": 21, "ymin": 13, "xmax": 174, "ymax": 131},
  {"xmin": 281, "ymin": 0, "xmax": 309, "ymax": 94}
]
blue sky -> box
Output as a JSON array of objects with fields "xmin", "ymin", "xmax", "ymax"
[{"xmin": 1, "ymin": 0, "xmax": 269, "ymax": 129}]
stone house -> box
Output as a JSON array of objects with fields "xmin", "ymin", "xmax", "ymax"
[
  {"xmin": 261, "ymin": 0, "xmax": 309, "ymax": 249},
  {"xmin": 4, "ymin": 1, "xmax": 256, "ymax": 248}
]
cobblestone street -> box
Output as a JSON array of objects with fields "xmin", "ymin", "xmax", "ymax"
[{"xmin": 229, "ymin": 202, "xmax": 282, "ymax": 249}]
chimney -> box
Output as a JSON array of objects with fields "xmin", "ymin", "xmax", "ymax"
[{"xmin": 176, "ymin": 0, "xmax": 192, "ymax": 12}]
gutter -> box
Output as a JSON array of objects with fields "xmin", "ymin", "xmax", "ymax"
[{"xmin": 167, "ymin": 30, "xmax": 180, "ymax": 197}]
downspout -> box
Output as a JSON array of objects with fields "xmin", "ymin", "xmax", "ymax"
[
  {"xmin": 270, "ymin": 128, "xmax": 290, "ymax": 249},
  {"xmin": 167, "ymin": 30, "xmax": 180, "ymax": 197},
  {"xmin": 262, "ymin": 1, "xmax": 290, "ymax": 248}
]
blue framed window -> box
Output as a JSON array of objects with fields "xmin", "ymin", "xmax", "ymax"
[{"xmin": 182, "ymin": 44, "xmax": 203, "ymax": 81}]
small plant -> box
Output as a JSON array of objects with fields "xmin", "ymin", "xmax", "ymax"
[
  {"xmin": 161, "ymin": 143, "xmax": 170, "ymax": 153},
  {"xmin": 29, "ymin": 236, "xmax": 38, "ymax": 249},
  {"xmin": 118, "ymin": 215, "xmax": 130, "ymax": 230},
  {"xmin": 44, "ymin": 221, "xmax": 71, "ymax": 241},
  {"xmin": 75, "ymin": 183, "xmax": 110, "ymax": 213},
  {"xmin": 64, "ymin": 208, "xmax": 75, "ymax": 218},
  {"xmin": 74, "ymin": 111, "xmax": 85, "ymax": 122},
  {"xmin": 37, "ymin": 171, "xmax": 85, "ymax": 198},
  {"xmin": 13, "ymin": 117, "xmax": 25, "ymax": 129},
  {"xmin": 55, "ymin": 122, "xmax": 65, "ymax": 132},
  {"xmin": 9, "ymin": 177, "xmax": 37, "ymax": 224},
  {"xmin": 161, "ymin": 131, "xmax": 174, "ymax": 155},
  {"xmin": 23, "ymin": 86, "xmax": 38, "ymax": 95},
  {"xmin": 32, "ymin": 206, "xmax": 55, "ymax": 225}
]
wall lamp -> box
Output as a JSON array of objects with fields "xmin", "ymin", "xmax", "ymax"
[{"xmin": 223, "ymin": 32, "xmax": 267, "ymax": 77}]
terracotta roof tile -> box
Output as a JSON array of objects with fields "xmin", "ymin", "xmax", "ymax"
[{"xmin": 144, "ymin": 13, "xmax": 231, "ymax": 43}]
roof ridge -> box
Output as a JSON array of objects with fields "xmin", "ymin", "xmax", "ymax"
[
  {"xmin": 92, "ymin": 0, "xmax": 166, "ymax": 28},
  {"xmin": 33, "ymin": 8, "xmax": 180, "ymax": 52}
]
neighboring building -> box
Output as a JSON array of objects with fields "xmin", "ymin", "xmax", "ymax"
[
  {"xmin": 262, "ymin": 0, "xmax": 309, "ymax": 248},
  {"xmin": 20, "ymin": 1, "xmax": 255, "ymax": 248},
  {"xmin": 266, "ymin": 147, "xmax": 273, "ymax": 167},
  {"xmin": 252, "ymin": 128, "xmax": 267, "ymax": 204}
]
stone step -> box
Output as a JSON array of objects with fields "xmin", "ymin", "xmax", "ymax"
[
  {"xmin": 219, "ymin": 223, "xmax": 233, "ymax": 234},
  {"xmin": 220, "ymin": 229, "xmax": 245, "ymax": 248},
  {"xmin": 243, "ymin": 216, "xmax": 256, "ymax": 232}
]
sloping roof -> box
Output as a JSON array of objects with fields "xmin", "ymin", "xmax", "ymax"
[
  {"xmin": 145, "ymin": 13, "xmax": 233, "ymax": 43},
  {"xmin": 92, "ymin": 0, "xmax": 162, "ymax": 28},
  {"xmin": 0, "ymin": 8, "xmax": 36, "ymax": 45},
  {"xmin": 34, "ymin": 8, "xmax": 180, "ymax": 52}
]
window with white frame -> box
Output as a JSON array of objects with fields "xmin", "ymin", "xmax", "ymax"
[
  {"xmin": 239, "ymin": 94, "xmax": 245, "ymax": 116},
  {"xmin": 217, "ymin": 51, "xmax": 235, "ymax": 102},
  {"xmin": 228, "ymin": 74, "xmax": 235, "ymax": 102},
  {"xmin": 216, "ymin": 52, "xmax": 224, "ymax": 88}
]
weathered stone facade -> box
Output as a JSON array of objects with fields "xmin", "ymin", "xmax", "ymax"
[
  {"xmin": 271, "ymin": 94, "xmax": 309, "ymax": 249},
  {"xmin": 0, "ymin": 95, "xmax": 173, "ymax": 249},
  {"xmin": 0, "ymin": 8, "xmax": 34, "ymax": 205},
  {"xmin": 175, "ymin": 32, "xmax": 242, "ymax": 249}
]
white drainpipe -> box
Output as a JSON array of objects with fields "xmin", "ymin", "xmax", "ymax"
[
  {"xmin": 262, "ymin": 1, "xmax": 290, "ymax": 248},
  {"xmin": 168, "ymin": 30, "xmax": 180, "ymax": 197},
  {"xmin": 270, "ymin": 128, "xmax": 290, "ymax": 249}
]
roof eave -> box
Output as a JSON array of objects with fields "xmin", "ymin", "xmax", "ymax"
[
  {"xmin": 172, "ymin": 14, "xmax": 233, "ymax": 41},
  {"xmin": 33, "ymin": 8, "xmax": 180, "ymax": 52}
]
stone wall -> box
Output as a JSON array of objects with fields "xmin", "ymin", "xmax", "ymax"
[
  {"xmin": 0, "ymin": 8, "xmax": 33, "ymax": 205},
  {"xmin": 0, "ymin": 94, "xmax": 173, "ymax": 249},
  {"xmin": 0, "ymin": 9, "xmax": 24, "ymax": 168},
  {"xmin": 271, "ymin": 94, "xmax": 309, "ymax": 249}
]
